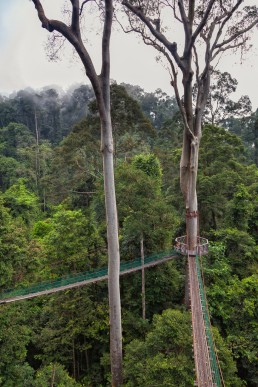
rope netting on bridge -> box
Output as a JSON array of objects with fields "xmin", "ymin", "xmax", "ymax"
[
  {"xmin": 195, "ymin": 254, "xmax": 224, "ymax": 387},
  {"xmin": 0, "ymin": 249, "xmax": 179, "ymax": 303}
]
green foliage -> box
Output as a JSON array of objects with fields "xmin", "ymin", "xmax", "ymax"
[
  {"xmin": 121, "ymin": 84, "xmax": 178, "ymax": 130},
  {"xmin": 34, "ymin": 286, "xmax": 110, "ymax": 384},
  {"xmin": 203, "ymin": 70, "xmax": 252, "ymax": 125},
  {"xmin": 201, "ymin": 242, "xmax": 231, "ymax": 287},
  {"xmin": 45, "ymin": 84, "xmax": 156, "ymax": 206},
  {"xmin": 33, "ymin": 206, "xmax": 106, "ymax": 276},
  {"xmin": 0, "ymin": 155, "xmax": 21, "ymax": 190},
  {"xmin": 0, "ymin": 122, "xmax": 34, "ymax": 159},
  {"xmin": 0, "ymin": 123, "xmax": 37, "ymax": 190},
  {"xmin": 124, "ymin": 309, "xmax": 194, "ymax": 386},
  {"xmin": 45, "ymin": 118, "xmax": 101, "ymax": 206},
  {"xmin": 0, "ymin": 304, "xmax": 35, "ymax": 386},
  {"xmin": 225, "ymin": 184, "xmax": 253, "ymax": 231},
  {"xmin": 121, "ymin": 260, "xmax": 183, "ymax": 321},
  {"xmin": 248, "ymin": 178, "xmax": 258, "ymax": 242},
  {"xmin": 132, "ymin": 153, "xmax": 162, "ymax": 182},
  {"xmin": 34, "ymin": 363, "xmax": 80, "ymax": 386},
  {"xmin": 115, "ymin": 159, "xmax": 178, "ymax": 256},
  {"xmin": 212, "ymin": 228, "xmax": 257, "ymax": 278},
  {"xmin": 198, "ymin": 125, "xmax": 257, "ymax": 231},
  {"xmin": 88, "ymin": 84, "xmax": 156, "ymax": 158},
  {"xmin": 4, "ymin": 178, "xmax": 40, "ymax": 223},
  {"xmin": 211, "ymin": 327, "xmax": 244, "ymax": 387},
  {"xmin": 0, "ymin": 193, "xmax": 38, "ymax": 287},
  {"xmin": 110, "ymin": 84, "xmax": 156, "ymax": 140},
  {"xmin": 207, "ymin": 274, "xmax": 258, "ymax": 386},
  {"xmin": 254, "ymin": 114, "xmax": 258, "ymax": 166},
  {"xmin": 0, "ymin": 83, "xmax": 257, "ymax": 386}
]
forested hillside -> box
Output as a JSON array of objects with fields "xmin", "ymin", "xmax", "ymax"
[{"xmin": 0, "ymin": 83, "xmax": 257, "ymax": 386}]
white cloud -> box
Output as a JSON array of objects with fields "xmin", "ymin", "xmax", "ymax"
[{"xmin": 1, "ymin": 1, "xmax": 258, "ymax": 110}]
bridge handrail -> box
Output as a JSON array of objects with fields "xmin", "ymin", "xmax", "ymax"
[
  {"xmin": 0, "ymin": 249, "xmax": 179, "ymax": 301},
  {"xmin": 195, "ymin": 254, "xmax": 223, "ymax": 387}
]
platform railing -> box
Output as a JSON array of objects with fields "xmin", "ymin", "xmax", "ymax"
[{"xmin": 175, "ymin": 235, "xmax": 209, "ymax": 255}]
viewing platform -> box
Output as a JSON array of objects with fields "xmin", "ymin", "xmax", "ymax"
[{"xmin": 175, "ymin": 235, "xmax": 209, "ymax": 256}]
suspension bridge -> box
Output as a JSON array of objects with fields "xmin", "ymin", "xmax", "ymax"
[
  {"xmin": 176, "ymin": 236, "xmax": 224, "ymax": 386},
  {"xmin": 0, "ymin": 250, "xmax": 179, "ymax": 304},
  {"xmin": 0, "ymin": 240, "xmax": 225, "ymax": 386}
]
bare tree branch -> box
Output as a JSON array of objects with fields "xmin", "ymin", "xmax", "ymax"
[
  {"xmin": 178, "ymin": 0, "xmax": 189, "ymax": 27},
  {"xmin": 122, "ymin": 0, "xmax": 185, "ymax": 71},
  {"xmin": 211, "ymin": 0, "xmax": 244, "ymax": 52},
  {"xmin": 150, "ymin": 38, "xmax": 195, "ymax": 140},
  {"xmin": 80, "ymin": 0, "xmax": 94, "ymax": 15},
  {"xmin": 101, "ymin": 0, "xmax": 113, "ymax": 109},
  {"xmin": 188, "ymin": 0, "xmax": 195, "ymax": 27},
  {"xmin": 47, "ymin": 34, "xmax": 66, "ymax": 61},
  {"xmin": 193, "ymin": 44, "xmax": 199, "ymax": 84},
  {"xmin": 72, "ymin": 191, "xmax": 96, "ymax": 194},
  {"xmin": 31, "ymin": 0, "xmax": 55, "ymax": 31},
  {"xmin": 31, "ymin": 0, "xmax": 103, "ymax": 115},
  {"xmin": 212, "ymin": 38, "xmax": 249, "ymax": 60},
  {"xmin": 214, "ymin": 18, "xmax": 258, "ymax": 52},
  {"xmin": 171, "ymin": 0, "xmax": 182, "ymax": 23},
  {"xmin": 178, "ymin": 0, "xmax": 192, "ymax": 56},
  {"xmin": 70, "ymin": 0, "xmax": 81, "ymax": 37},
  {"xmin": 190, "ymin": 0, "xmax": 216, "ymax": 49},
  {"xmin": 115, "ymin": 15, "xmax": 134, "ymax": 33}
]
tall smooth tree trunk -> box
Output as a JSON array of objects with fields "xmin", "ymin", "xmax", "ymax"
[
  {"xmin": 34, "ymin": 109, "xmax": 40, "ymax": 190},
  {"xmin": 140, "ymin": 234, "xmax": 146, "ymax": 320},
  {"xmin": 102, "ymin": 117, "xmax": 122, "ymax": 386},
  {"xmin": 186, "ymin": 140, "xmax": 199, "ymax": 252},
  {"xmin": 180, "ymin": 121, "xmax": 200, "ymax": 306},
  {"xmin": 30, "ymin": 1, "xmax": 125, "ymax": 384},
  {"xmin": 254, "ymin": 117, "xmax": 258, "ymax": 167},
  {"xmin": 180, "ymin": 132, "xmax": 200, "ymax": 253}
]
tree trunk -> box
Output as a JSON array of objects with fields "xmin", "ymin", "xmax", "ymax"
[
  {"xmin": 254, "ymin": 117, "xmax": 258, "ymax": 167},
  {"xmin": 187, "ymin": 139, "xmax": 199, "ymax": 252},
  {"xmin": 102, "ymin": 118, "xmax": 123, "ymax": 386},
  {"xmin": 140, "ymin": 234, "xmax": 146, "ymax": 320},
  {"xmin": 30, "ymin": 1, "xmax": 123, "ymax": 384},
  {"xmin": 34, "ymin": 109, "xmax": 40, "ymax": 190},
  {"xmin": 85, "ymin": 348, "xmax": 89, "ymax": 372},
  {"xmin": 50, "ymin": 364, "xmax": 56, "ymax": 387},
  {"xmin": 72, "ymin": 338, "xmax": 76, "ymax": 379},
  {"xmin": 181, "ymin": 133, "xmax": 199, "ymax": 253}
]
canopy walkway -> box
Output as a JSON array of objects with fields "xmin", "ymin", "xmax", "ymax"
[
  {"xmin": 189, "ymin": 254, "xmax": 223, "ymax": 386},
  {"xmin": 1, "ymin": 238, "xmax": 225, "ymax": 386},
  {"xmin": 0, "ymin": 250, "xmax": 179, "ymax": 304},
  {"xmin": 176, "ymin": 235, "xmax": 224, "ymax": 386}
]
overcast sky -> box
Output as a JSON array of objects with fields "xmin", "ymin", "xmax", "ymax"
[{"xmin": 1, "ymin": 0, "xmax": 258, "ymax": 109}]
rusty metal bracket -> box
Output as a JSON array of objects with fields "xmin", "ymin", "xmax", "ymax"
[{"xmin": 186, "ymin": 210, "xmax": 199, "ymax": 218}]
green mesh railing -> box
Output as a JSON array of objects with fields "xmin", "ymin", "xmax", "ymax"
[
  {"xmin": 0, "ymin": 249, "xmax": 179, "ymax": 301},
  {"xmin": 195, "ymin": 254, "xmax": 222, "ymax": 387}
]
